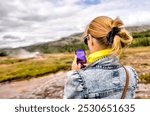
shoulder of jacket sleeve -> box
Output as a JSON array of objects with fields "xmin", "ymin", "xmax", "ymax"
[
  {"xmin": 64, "ymin": 70, "xmax": 85, "ymax": 99},
  {"xmin": 125, "ymin": 66, "xmax": 138, "ymax": 79},
  {"xmin": 125, "ymin": 66, "xmax": 139, "ymax": 87},
  {"xmin": 67, "ymin": 70, "xmax": 85, "ymax": 85}
]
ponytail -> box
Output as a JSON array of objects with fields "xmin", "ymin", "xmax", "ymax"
[
  {"xmin": 110, "ymin": 17, "xmax": 133, "ymax": 55},
  {"xmin": 112, "ymin": 29, "xmax": 133, "ymax": 55}
]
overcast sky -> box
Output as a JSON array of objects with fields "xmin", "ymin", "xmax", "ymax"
[{"xmin": 0, "ymin": 0, "xmax": 150, "ymax": 48}]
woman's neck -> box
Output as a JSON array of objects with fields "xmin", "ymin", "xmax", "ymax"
[{"xmin": 90, "ymin": 44, "xmax": 108, "ymax": 53}]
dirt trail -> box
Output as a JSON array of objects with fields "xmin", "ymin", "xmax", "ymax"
[
  {"xmin": 0, "ymin": 71, "xmax": 150, "ymax": 99},
  {"xmin": 0, "ymin": 71, "xmax": 67, "ymax": 99}
]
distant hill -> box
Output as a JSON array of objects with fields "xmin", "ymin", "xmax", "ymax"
[
  {"xmin": 26, "ymin": 32, "xmax": 85, "ymax": 52},
  {"xmin": 126, "ymin": 25, "xmax": 150, "ymax": 33},
  {"xmin": 1, "ymin": 32, "xmax": 86, "ymax": 55},
  {"xmin": 1, "ymin": 25, "xmax": 150, "ymax": 56}
]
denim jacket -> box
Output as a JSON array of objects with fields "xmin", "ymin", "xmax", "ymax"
[{"xmin": 64, "ymin": 55, "xmax": 138, "ymax": 99}]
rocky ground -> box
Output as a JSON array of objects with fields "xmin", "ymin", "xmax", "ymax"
[
  {"xmin": 135, "ymin": 83, "xmax": 150, "ymax": 99},
  {"xmin": 0, "ymin": 71, "xmax": 66, "ymax": 99}
]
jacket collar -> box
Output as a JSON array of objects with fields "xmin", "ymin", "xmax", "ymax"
[{"xmin": 83, "ymin": 55, "xmax": 121, "ymax": 70}]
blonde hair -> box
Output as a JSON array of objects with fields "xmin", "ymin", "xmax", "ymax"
[{"xmin": 87, "ymin": 16, "xmax": 133, "ymax": 55}]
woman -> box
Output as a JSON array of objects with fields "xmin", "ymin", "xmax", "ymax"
[{"xmin": 64, "ymin": 16, "xmax": 138, "ymax": 99}]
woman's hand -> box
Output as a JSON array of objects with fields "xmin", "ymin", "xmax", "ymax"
[
  {"xmin": 71, "ymin": 56, "xmax": 88, "ymax": 70},
  {"xmin": 71, "ymin": 56, "xmax": 81, "ymax": 70}
]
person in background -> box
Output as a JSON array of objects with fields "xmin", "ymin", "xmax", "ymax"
[{"xmin": 64, "ymin": 16, "xmax": 138, "ymax": 99}]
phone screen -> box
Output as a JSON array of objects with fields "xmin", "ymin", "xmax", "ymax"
[{"xmin": 75, "ymin": 49, "xmax": 87, "ymax": 66}]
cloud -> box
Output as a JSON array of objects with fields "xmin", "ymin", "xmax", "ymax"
[
  {"xmin": 3, "ymin": 34, "xmax": 21, "ymax": 41},
  {"xmin": 77, "ymin": 0, "xmax": 101, "ymax": 5},
  {"xmin": 0, "ymin": 0, "xmax": 150, "ymax": 48}
]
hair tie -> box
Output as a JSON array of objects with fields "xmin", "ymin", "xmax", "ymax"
[{"xmin": 107, "ymin": 27, "xmax": 121, "ymax": 44}]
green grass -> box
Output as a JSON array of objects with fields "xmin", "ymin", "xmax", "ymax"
[
  {"xmin": 0, "ymin": 51, "xmax": 7, "ymax": 56},
  {"xmin": 0, "ymin": 54, "xmax": 74, "ymax": 82},
  {"xmin": 130, "ymin": 37, "xmax": 150, "ymax": 47},
  {"xmin": 130, "ymin": 30, "xmax": 150, "ymax": 47},
  {"xmin": 0, "ymin": 58, "xmax": 31, "ymax": 64},
  {"xmin": 0, "ymin": 47, "xmax": 150, "ymax": 83},
  {"xmin": 132, "ymin": 30, "xmax": 150, "ymax": 38},
  {"xmin": 139, "ymin": 73, "xmax": 150, "ymax": 83}
]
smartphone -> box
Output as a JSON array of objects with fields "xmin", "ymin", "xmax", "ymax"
[{"xmin": 75, "ymin": 49, "xmax": 87, "ymax": 67}]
